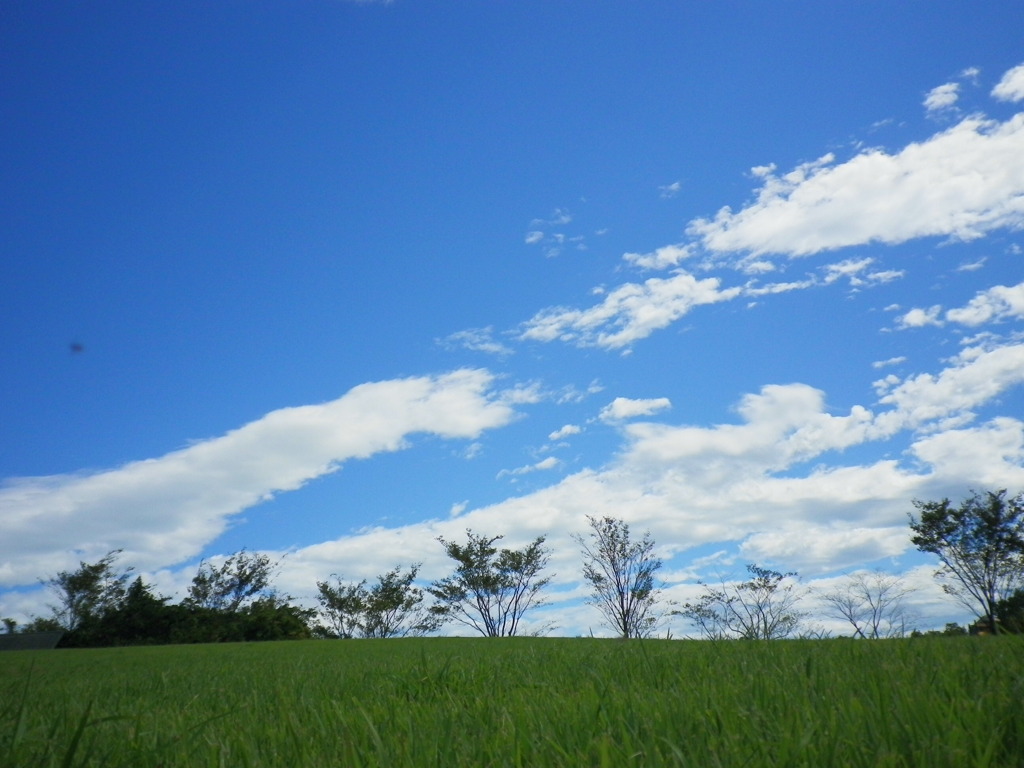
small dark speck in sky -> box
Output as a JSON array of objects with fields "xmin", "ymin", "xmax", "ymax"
[{"xmin": 69, "ymin": 342, "xmax": 84, "ymax": 354}]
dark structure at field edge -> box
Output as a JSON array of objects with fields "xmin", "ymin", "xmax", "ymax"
[{"xmin": 0, "ymin": 631, "xmax": 64, "ymax": 651}]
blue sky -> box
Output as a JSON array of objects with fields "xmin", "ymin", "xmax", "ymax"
[{"xmin": 3, "ymin": 1, "xmax": 1024, "ymax": 634}]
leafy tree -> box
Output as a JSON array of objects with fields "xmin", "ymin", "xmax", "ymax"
[
  {"xmin": 911, "ymin": 622, "xmax": 968, "ymax": 637},
  {"xmin": 361, "ymin": 565, "xmax": 441, "ymax": 638},
  {"xmin": 42, "ymin": 550, "xmax": 133, "ymax": 631},
  {"xmin": 316, "ymin": 565, "xmax": 440, "ymax": 638},
  {"xmin": 993, "ymin": 589, "xmax": 1024, "ymax": 634},
  {"xmin": 428, "ymin": 530, "xmax": 553, "ymax": 637},
  {"xmin": 185, "ymin": 549, "xmax": 279, "ymax": 612},
  {"xmin": 1, "ymin": 618, "xmax": 16, "ymax": 634},
  {"xmin": 820, "ymin": 571, "xmax": 916, "ymax": 639},
  {"xmin": 27, "ymin": 552, "xmax": 313, "ymax": 647},
  {"xmin": 61, "ymin": 576, "xmax": 177, "ymax": 647},
  {"xmin": 573, "ymin": 515, "xmax": 662, "ymax": 638},
  {"xmin": 679, "ymin": 564, "xmax": 805, "ymax": 640},
  {"xmin": 238, "ymin": 596, "xmax": 315, "ymax": 642},
  {"xmin": 909, "ymin": 489, "xmax": 1024, "ymax": 635},
  {"xmin": 17, "ymin": 616, "xmax": 63, "ymax": 633},
  {"xmin": 316, "ymin": 577, "xmax": 366, "ymax": 638}
]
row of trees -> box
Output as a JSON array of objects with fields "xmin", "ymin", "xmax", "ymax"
[
  {"xmin": 4, "ymin": 549, "xmax": 314, "ymax": 646},
  {"xmin": 678, "ymin": 489, "xmax": 1024, "ymax": 638},
  {"xmin": 1, "ymin": 518, "xmax": 663, "ymax": 645},
  {"xmin": 5, "ymin": 489, "xmax": 1024, "ymax": 645}
]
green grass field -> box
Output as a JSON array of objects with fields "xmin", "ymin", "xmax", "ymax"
[{"xmin": 2, "ymin": 636, "xmax": 1023, "ymax": 767}]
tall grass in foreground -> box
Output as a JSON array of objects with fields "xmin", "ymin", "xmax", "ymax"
[{"xmin": 2, "ymin": 636, "xmax": 1022, "ymax": 767}]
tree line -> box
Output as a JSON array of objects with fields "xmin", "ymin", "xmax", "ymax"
[{"xmin": 4, "ymin": 488, "xmax": 1024, "ymax": 646}]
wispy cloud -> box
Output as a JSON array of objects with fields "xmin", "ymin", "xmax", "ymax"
[
  {"xmin": 497, "ymin": 456, "xmax": 561, "ymax": 479},
  {"xmin": 688, "ymin": 106, "xmax": 1024, "ymax": 256},
  {"xmin": 275, "ymin": 340, "xmax": 1024, "ymax": 592},
  {"xmin": 599, "ymin": 397, "xmax": 672, "ymax": 422},
  {"xmin": 956, "ymin": 257, "xmax": 987, "ymax": 272},
  {"xmin": 524, "ymin": 251, "xmax": 907, "ymax": 351},
  {"xmin": 524, "ymin": 208, "xmax": 587, "ymax": 258},
  {"xmin": 0, "ymin": 369, "xmax": 518, "ymax": 587},
  {"xmin": 873, "ymin": 343, "xmax": 1024, "ymax": 434},
  {"xmin": 519, "ymin": 271, "xmax": 741, "ymax": 349},
  {"xmin": 896, "ymin": 281, "xmax": 1024, "ymax": 330},
  {"xmin": 548, "ymin": 424, "xmax": 582, "ymax": 441},
  {"xmin": 945, "ymin": 282, "xmax": 1024, "ymax": 326},
  {"xmin": 872, "ymin": 356, "xmax": 907, "ymax": 369},
  {"xmin": 822, "ymin": 257, "xmax": 903, "ymax": 287},
  {"xmin": 992, "ymin": 63, "xmax": 1024, "ymax": 102},
  {"xmin": 659, "ymin": 181, "xmax": 682, "ymax": 198},
  {"xmin": 439, "ymin": 327, "xmax": 513, "ymax": 356},
  {"xmin": 924, "ymin": 82, "xmax": 960, "ymax": 113},
  {"xmin": 622, "ymin": 243, "xmax": 694, "ymax": 270}
]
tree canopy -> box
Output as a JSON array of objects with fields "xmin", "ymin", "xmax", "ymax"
[
  {"xmin": 428, "ymin": 530, "xmax": 553, "ymax": 637},
  {"xmin": 574, "ymin": 516, "xmax": 662, "ymax": 638},
  {"xmin": 909, "ymin": 489, "xmax": 1024, "ymax": 634}
]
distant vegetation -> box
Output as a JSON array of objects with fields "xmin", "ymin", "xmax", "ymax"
[{"xmin": 3, "ymin": 488, "xmax": 1024, "ymax": 645}]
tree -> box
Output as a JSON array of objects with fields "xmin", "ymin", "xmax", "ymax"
[
  {"xmin": 820, "ymin": 571, "xmax": 916, "ymax": 639},
  {"xmin": 994, "ymin": 589, "xmax": 1024, "ymax": 634},
  {"xmin": 428, "ymin": 530, "xmax": 553, "ymax": 637},
  {"xmin": 42, "ymin": 550, "xmax": 133, "ymax": 631},
  {"xmin": 909, "ymin": 489, "xmax": 1024, "ymax": 635},
  {"xmin": 62, "ymin": 576, "xmax": 177, "ymax": 647},
  {"xmin": 316, "ymin": 577, "xmax": 366, "ymax": 639},
  {"xmin": 185, "ymin": 549, "xmax": 279, "ymax": 612},
  {"xmin": 237, "ymin": 596, "xmax": 315, "ymax": 642},
  {"xmin": 361, "ymin": 565, "xmax": 440, "ymax": 638},
  {"xmin": 678, "ymin": 564, "xmax": 805, "ymax": 640},
  {"xmin": 911, "ymin": 622, "xmax": 968, "ymax": 637},
  {"xmin": 573, "ymin": 516, "xmax": 662, "ymax": 638},
  {"xmin": 316, "ymin": 564, "xmax": 440, "ymax": 638}
]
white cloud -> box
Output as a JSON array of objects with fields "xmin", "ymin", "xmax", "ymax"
[
  {"xmin": 497, "ymin": 456, "xmax": 561, "ymax": 479},
  {"xmin": 741, "ymin": 525, "xmax": 910, "ymax": 574},
  {"xmin": 992, "ymin": 63, "xmax": 1024, "ymax": 102},
  {"xmin": 525, "ymin": 208, "xmax": 585, "ymax": 257},
  {"xmin": 548, "ymin": 208, "xmax": 572, "ymax": 226},
  {"xmin": 872, "ymin": 356, "xmax": 907, "ymax": 369},
  {"xmin": 282, "ymin": 356, "xmax": 1019, "ymax": 611},
  {"xmin": 897, "ymin": 281, "xmax": 1024, "ymax": 333},
  {"xmin": 688, "ymin": 114, "xmax": 1024, "ymax": 256},
  {"xmin": 819, "ymin": 257, "xmax": 902, "ymax": 287},
  {"xmin": 822, "ymin": 257, "xmax": 873, "ymax": 284},
  {"xmin": 897, "ymin": 305, "xmax": 943, "ymax": 329},
  {"xmin": 599, "ymin": 397, "xmax": 672, "ymax": 422},
  {"xmin": 525, "ymin": 248, "xmax": 905, "ymax": 351},
  {"xmin": 945, "ymin": 282, "xmax": 1024, "ymax": 326},
  {"xmin": 519, "ymin": 271, "xmax": 742, "ymax": 349},
  {"xmin": 910, "ymin": 417, "xmax": 1024, "ymax": 489},
  {"xmin": 741, "ymin": 260, "xmax": 777, "ymax": 275},
  {"xmin": 439, "ymin": 326, "xmax": 513, "ymax": 356},
  {"xmin": 18, "ymin": 346, "xmax": 1016, "ymax": 630},
  {"xmin": 0, "ymin": 369, "xmax": 517, "ymax": 588},
  {"xmin": 956, "ymin": 257, "xmax": 986, "ymax": 272},
  {"xmin": 742, "ymin": 278, "xmax": 816, "ymax": 297},
  {"xmin": 874, "ymin": 343, "xmax": 1024, "ymax": 434},
  {"xmin": 622, "ymin": 243, "xmax": 693, "ymax": 270},
  {"xmin": 924, "ymin": 82, "xmax": 960, "ymax": 112},
  {"xmin": 659, "ymin": 181, "xmax": 682, "ymax": 198},
  {"xmin": 548, "ymin": 424, "xmax": 582, "ymax": 441}
]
